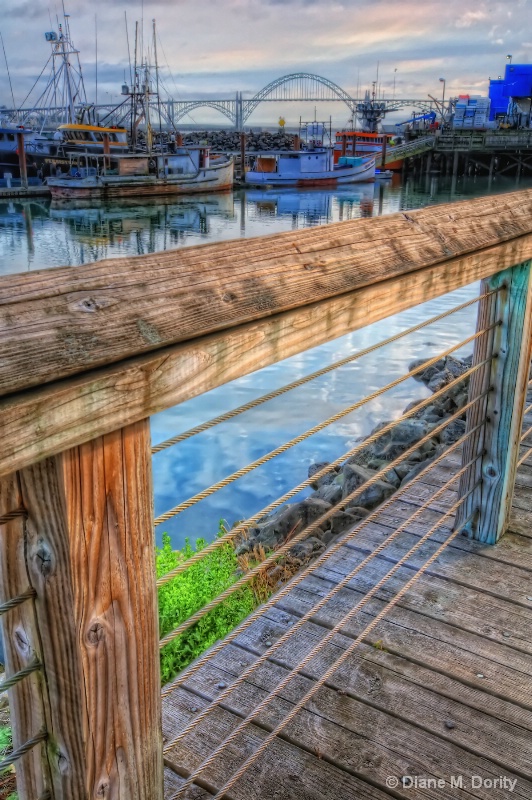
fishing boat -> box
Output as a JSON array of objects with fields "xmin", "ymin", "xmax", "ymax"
[
  {"xmin": 47, "ymin": 147, "xmax": 233, "ymax": 200},
  {"xmin": 245, "ymin": 122, "xmax": 375, "ymax": 187},
  {"xmin": 334, "ymin": 131, "xmax": 404, "ymax": 171},
  {"xmin": 245, "ymin": 149, "xmax": 375, "ymax": 187}
]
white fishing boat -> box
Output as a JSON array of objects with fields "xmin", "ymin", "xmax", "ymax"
[
  {"xmin": 47, "ymin": 147, "xmax": 233, "ymax": 200},
  {"xmin": 245, "ymin": 150, "xmax": 375, "ymax": 187},
  {"xmin": 245, "ymin": 122, "xmax": 375, "ymax": 187}
]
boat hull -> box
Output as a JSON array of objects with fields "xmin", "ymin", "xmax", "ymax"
[
  {"xmin": 48, "ymin": 159, "xmax": 234, "ymax": 200},
  {"xmin": 246, "ymin": 158, "xmax": 375, "ymax": 187}
]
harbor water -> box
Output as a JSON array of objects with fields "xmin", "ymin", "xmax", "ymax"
[{"xmin": 1, "ymin": 173, "xmax": 531, "ymax": 549}]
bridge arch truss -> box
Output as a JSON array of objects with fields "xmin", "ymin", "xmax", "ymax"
[
  {"xmin": 242, "ymin": 73, "xmax": 356, "ymax": 122},
  {"xmin": 170, "ymin": 99, "xmax": 237, "ymax": 125}
]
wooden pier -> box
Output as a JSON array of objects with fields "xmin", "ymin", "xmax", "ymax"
[
  {"xmin": 402, "ymin": 129, "xmax": 532, "ymax": 180},
  {"xmin": 0, "ymin": 189, "xmax": 532, "ymax": 800},
  {"xmin": 0, "ymin": 185, "xmax": 50, "ymax": 199}
]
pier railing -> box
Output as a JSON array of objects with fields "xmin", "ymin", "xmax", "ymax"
[
  {"xmin": 436, "ymin": 129, "xmax": 532, "ymax": 151},
  {"xmin": 1, "ymin": 189, "xmax": 532, "ymax": 799},
  {"xmin": 385, "ymin": 135, "xmax": 435, "ymax": 163}
]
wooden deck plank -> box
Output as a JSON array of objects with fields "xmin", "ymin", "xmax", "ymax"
[
  {"xmin": 337, "ymin": 521, "xmax": 532, "ymax": 608},
  {"xmin": 303, "ymin": 563, "xmax": 532, "ymax": 657},
  {"xmin": 163, "ymin": 442, "xmax": 532, "ymax": 799},
  {"xmin": 277, "ymin": 569, "xmax": 532, "ymax": 690},
  {"xmin": 232, "ymin": 605, "xmax": 532, "ymax": 733},
  {"xmin": 203, "ymin": 642, "xmax": 532, "ymax": 780},
  {"xmin": 163, "ymin": 688, "xmax": 394, "ymax": 800},
  {"xmin": 172, "ymin": 652, "xmax": 532, "ymax": 798}
]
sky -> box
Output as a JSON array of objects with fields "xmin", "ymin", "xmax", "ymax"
[{"xmin": 0, "ymin": 0, "xmax": 530, "ymax": 127}]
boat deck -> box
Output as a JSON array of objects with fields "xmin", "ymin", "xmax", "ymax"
[{"xmin": 161, "ymin": 407, "xmax": 532, "ymax": 800}]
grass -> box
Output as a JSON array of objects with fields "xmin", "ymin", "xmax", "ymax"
[
  {"xmin": 0, "ymin": 725, "xmax": 17, "ymax": 800},
  {"xmin": 156, "ymin": 522, "xmax": 257, "ymax": 685}
]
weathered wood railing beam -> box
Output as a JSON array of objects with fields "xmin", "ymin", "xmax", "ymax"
[
  {"xmin": 1, "ymin": 189, "xmax": 532, "ymax": 397},
  {"xmin": 2, "ymin": 235, "xmax": 532, "ymax": 479}
]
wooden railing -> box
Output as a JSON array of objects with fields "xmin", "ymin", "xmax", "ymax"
[
  {"xmin": 436, "ymin": 130, "xmax": 532, "ymax": 151},
  {"xmin": 1, "ymin": 188, "xmax": 532, "ymax": 799},
  {"xmin": 385, "ymin": 136, "xmax": 434, "ymax": 163}
]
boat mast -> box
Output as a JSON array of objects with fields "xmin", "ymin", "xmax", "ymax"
[
  {"xmin": 153, "ymin": 19, "xmax": 163, "ymax": 144},
  {"xmin": 60, "ymin": 5, "xmax": 76, "ymax": 122},
  {"xmin": 132, "ymin": 21, "xmax": 139, "ymax": 148},
  {"xmin": 0, "ymin": 31, "xmax": 16, "ymax": 112}
]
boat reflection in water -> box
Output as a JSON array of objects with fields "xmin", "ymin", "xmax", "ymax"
[
  {"xmin": 245, "ymin": 186, "xmax": 376, "ymax": 228},
  {"xmin": 49, "ymin": 193, "xmax": 236, "ymax": 251}
]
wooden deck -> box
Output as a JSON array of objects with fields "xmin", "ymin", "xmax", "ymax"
[{"xmin": 162, "ymin": 405, "xmax": 532, "ymax": 800}]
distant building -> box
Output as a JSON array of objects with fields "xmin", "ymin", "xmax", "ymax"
[{"xmin": 489, "ymin": 64, "xmax": 532, "ymax": 126}]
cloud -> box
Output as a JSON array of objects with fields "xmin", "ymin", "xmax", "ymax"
[
  {"xmin": 0, "ymin": 0, "xmax": 529, "ymax": 121},
  {"xmin": 455, "ymin": 10, "xmax": 488, "ymax": 28}
]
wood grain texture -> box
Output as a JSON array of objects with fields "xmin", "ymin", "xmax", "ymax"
[
  {"xmin": 458, "ymin": 261, "xmax": 532, "ymax": 543},
  {"xmin": 2, "ymin": 189, "xmax": 532, "ymax": 396},
  {"xmin": 17, "ymin": 458, "xmax": 87, "ymax": 798},
  {"xmin": 3, "ymin": 237, "xmax": 532, "ymax": 480},
  {"xmin": 59, "ymin": 419, "xmax": 163, "ymax": 800},
  {"xmin": 0, "ymin": 474, "xmax": 50, "ymax": 800}
]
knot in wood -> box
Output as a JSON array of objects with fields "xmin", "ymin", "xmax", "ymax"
[
  {"xmin": 222, "ymin": 292, "xmax": 237, "ymax": 303},
  {"xmin": 87, "ymin": 621, "xmax": 104, "ymax": 646},
  {"xmin": 34, "ymin": 541, "xmax": 53, "ymax": 578},
  {"xmin": 78, "ymin": 297, "xmax": 101, "ymax": 312},
  {"xmin": 14, "ymin": 626, "xmax": 32, "ymax": 658},
  {"xmin": 96, "ymin": 779, "xmax": 110, "ymax": 798},
  {"xmin": 57, "ymin": 751, "xmax": 69, "ymax": 775}
]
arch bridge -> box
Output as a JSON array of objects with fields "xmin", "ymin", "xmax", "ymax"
[{"xmin": 6, "ymin": 72, "xmax": 434, "ymax": 129}]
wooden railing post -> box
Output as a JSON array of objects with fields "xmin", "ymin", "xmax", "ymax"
[
  {"xmin": 58, "ymin": 419, "xmax": 163, "ymax": 799},
  {"xmin": 458, "ymin": 260, "xmax": 532, "ymax": 543},
  {"xmin": 0, "ymin": 475, "xmax": 54, "ymax": 800},
  {"xmin": 1, "ymin": 419, "xmax": 163, "ymax": 798}
]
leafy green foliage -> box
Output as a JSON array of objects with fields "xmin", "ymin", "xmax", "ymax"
[
  {"xmin": 0, "ymin": 724, "xmax": 18, "ymax": 800},
  {"xmin": 0, "ymin": 726, "xmax": 11, "ymax": 754},
  {"xmin": 156, "ymin": 525, "xmax": 256, "ymax": 685}
]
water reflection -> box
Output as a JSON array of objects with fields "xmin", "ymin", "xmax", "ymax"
[{"xmin": 1, "ymin": 173, "xmax": 529, "ymax": 276}]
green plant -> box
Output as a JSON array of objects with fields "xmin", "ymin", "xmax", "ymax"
[
  {"xmin": 0, "ymin": 726, "xmax": 11, "ymax": 754},
  {"xmin": 156, "ymin": 523, "xmax": 256, "ymax": 685},
  {"xmin": 0, "ymin": 724, "xmax": 18, "ymax": 800}
]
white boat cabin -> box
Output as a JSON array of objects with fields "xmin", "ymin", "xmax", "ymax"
[
  {"xmin": 157, "ymin": 147, "xmax": 210, "ymax": 176},
  {"xmin": 253, "ymin": 149, "xmax": 334, "ymax": 178}
]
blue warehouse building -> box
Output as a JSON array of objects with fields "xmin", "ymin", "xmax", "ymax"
[{"xmin": 489, "ymin": 63, "xmax": 532, "ymax": 126}]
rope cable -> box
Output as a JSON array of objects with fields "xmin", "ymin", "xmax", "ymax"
[
  {"xmin": 517, "ymin": 448, "xmax": 532, "ymax": 468},
  {"xmin": 159, "ymin": 389, "xmax": 489, "ymax": 649},
  {"xmin": 520, "ymin": 423, "xmax": 532, "ymax": 443},
  {"xmin": 155, "ymin": 326, "xmax": 495, "ymax": 528},
  {"xmin": 163, "ymin": 451, "xmax": 480, "ymax": 755},
  {"xmin": 170, "ymin": 490, "xmax": 478, "ymax": 799},
  {"xmin": 161, "ymin": 418, "xmax": 484, "ymax": 699},
  {"xmin": 0, "ymin": 509, "xmax": 27, "ymax": 526},
  {"xmin": 0, "ymin": 660, "xmax": 41, "ymax": 693},
  {"xmin": 157, "ymin": 353, "xmax": 492, "ymax": 587},
  {"xmin": 152, "ymin": 293, "xmax": 494, "ymax": 455},
  {"xmin": 0, "ymin": 729, "xmax": 47, "ymax": 772},
  {"xmin": 0, "ymin": 588, "xmax": 36, "ymax": 617}
]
